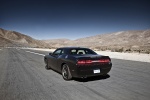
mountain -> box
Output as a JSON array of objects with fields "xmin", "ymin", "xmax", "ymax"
[
  {"xmin": 1, "ymin": 28, "xmax": 150, "ymax": 53},
  {"xmin": 42, "ymin": 39, "xmax": 71, "ymax": 48},
  {"xmin": 43, "ymin": 30, "xmax": 150, "ymax": 53},
  {"xmin": 68, "ymin": 30, "xmax": 150, "ymax": 50},
  {"xmin": 0, "ymin": 28, "xmax": 51, "ymax": 48}
]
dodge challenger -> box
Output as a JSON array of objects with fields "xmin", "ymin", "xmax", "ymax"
[{"xmin": 44, "ymin": 47, "xmax": 112, "ymax": 80}]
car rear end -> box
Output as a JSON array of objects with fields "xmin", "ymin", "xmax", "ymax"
[{"xmin": 73, "ymin": 55, "xmax": 112, "ymax": 78}]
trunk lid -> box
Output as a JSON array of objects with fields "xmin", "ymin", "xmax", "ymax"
[
  {"xmin": 73, "ymin": 54, "xmax": 109, "ymax": 60},
  {"xmin": 73, "ymin": 54, "xmax": 111, "ymax": 65}
]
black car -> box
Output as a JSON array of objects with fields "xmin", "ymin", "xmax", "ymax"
[{"xmin": 44, "ymin": 47, "xmax": 112, "ymax": 80}]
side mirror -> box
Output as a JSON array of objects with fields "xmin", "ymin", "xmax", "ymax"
[{"xmin": 49, "ymin": 53, "xmax": 52, "ymax": 55}]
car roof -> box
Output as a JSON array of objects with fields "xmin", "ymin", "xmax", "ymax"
[{"xmin": 58, "ymin": 47, "xmax": 89, "ymax": 49}]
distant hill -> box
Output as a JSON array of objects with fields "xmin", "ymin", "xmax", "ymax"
[
  {"xmin": 42, "ymin": 30, "xmax": 150, "ymax": 53},
  {"xmin": 69, "ymin": 30, "xmax": 150, "ymax": 51},
  {"xmin": 0, "ymin": 28, "xmax": 51, "ymax": 48},
  {"xmin": 43, "ymin": 38, "xmax": 71, "ymax": 47},
  {"xmin": 1, "ymin": 28, "xmax": 150, "ymax": 53}
]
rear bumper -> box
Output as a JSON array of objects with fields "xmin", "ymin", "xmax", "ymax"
[{"xmin": 71, "ymin": 63, "xmax": 112, "ymax": 78}]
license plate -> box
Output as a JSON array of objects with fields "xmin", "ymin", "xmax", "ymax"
[{"xmin": 93, "ymin": 69, "xmax": 100, "ymax": 73}]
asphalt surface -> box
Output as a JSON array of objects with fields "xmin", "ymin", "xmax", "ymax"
[{"xmin": 0, "ymin": 48, "xmax": 150, "ymax": 100}]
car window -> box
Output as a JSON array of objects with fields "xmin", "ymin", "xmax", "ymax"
[
  {"xmin": 85, "ymin": 49, "xmax": 95, "ymax": 54},
  {"xmin": 61, "ymin": 49, "xmax": 64, "ymax": 54},
  {"xmin": 53, "ymin": 49, "xmax": 62, "ymax": 55},
  {"xmin": 71, "ymin": 49, "xmax": 77, "ymax": 55},
  {"xmin": 53, "ymin": 49, "xmax": 65, "ymax": 56},
  {"xmin": 77, "ymin": 50, "xmax": 85, "ymax": 54},
  {"xmin": 70, "ymin": 49, "xmax": 96, "ymax": 55}
]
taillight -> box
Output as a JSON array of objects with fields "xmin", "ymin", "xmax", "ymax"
[
  {"xmin": 85, "ymin": 60, "xmax": 92, "ymax": 64},
  {"xmin": 77, "ymin": 60, "xmax": 86, "ymax": 64},
  {"xmin": 77, "ymin": 60, "xmax": 92, "ymax": 65},
  {"xmin": 99, "ymin": 59, "xmax": 110, "ymax": 63},
  {"xmin": 77, "ymin": 59, "xmax": 110, "ymax": 65}
]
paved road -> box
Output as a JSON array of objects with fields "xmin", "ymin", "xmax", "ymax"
[{"xmin": 0, "ymin": 48, "xmax": 150, "ymax": 100}]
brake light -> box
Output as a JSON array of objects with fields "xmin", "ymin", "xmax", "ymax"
[
  {"xmin": 99, "ymin": 59, "xmax": 110, "ymax": 63},
  {"xmin": 77, "ymin": 59, "xmax": 110, "ymax": 65},
  {"xmin": 77, "ymin": 60, "xmax": 85, "ymax": 64},
  {"xmin": 77, "ymin": 60, "xmax": 92, "ymax": 65},
  {"xmin": 85, "ymin": 60, "xmax": 92, "ymax": 64}
]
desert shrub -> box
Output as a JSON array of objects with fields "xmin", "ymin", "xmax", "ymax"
[
  {"xmin": 145, "ymin": 50, "xmax": 150, "ymax": 54},
  {"xmin": 115, "ymin": 48, "xmax": 124, "ymax": 52},
  {"xmin": 125, "ymin": 48, "xmax": 131, "ymax": 52}
]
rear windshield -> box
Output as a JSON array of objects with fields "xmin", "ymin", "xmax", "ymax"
[{"xmin": 70, "ymin": 49, "xmax": 97, "ymax": 55}]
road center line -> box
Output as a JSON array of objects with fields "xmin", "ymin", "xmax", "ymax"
[{"xmin": 25, "ymin": 51, "xmax": 45, "ymax": 56}]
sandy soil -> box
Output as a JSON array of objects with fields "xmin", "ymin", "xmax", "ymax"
[
  {"xmin": 25, "ymin": 48, "xmax": 150, "ymax": 63},
  {"xmin": 96, "ymin": 51, "xmax": 150, "ymax": 63}
]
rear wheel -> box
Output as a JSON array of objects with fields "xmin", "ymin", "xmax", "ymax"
[{"xmin": 62, "ymin": 64, "xmax": 72, "ymax": 80}]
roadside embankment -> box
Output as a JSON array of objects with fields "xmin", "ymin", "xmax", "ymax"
[{"xmin": 24, "ymin": 48, "xmax": 150, "ymax": 63}]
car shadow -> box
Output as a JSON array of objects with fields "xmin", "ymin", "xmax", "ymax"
[
  {"xmin": 45, "ymin": 67, "xmax": 110, "ymax": 82},
  {"xmin": 73, "ymin": 74, "xmax": 110, "ymax": 82}
]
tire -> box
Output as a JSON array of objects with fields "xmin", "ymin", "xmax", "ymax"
[
  {"xmin": 62, "ymin": 64, "xmax": 72, "ymax": 80},
  {"xmin": 45, "ymin": 59, "xmax": 50, "ymax": 70}
]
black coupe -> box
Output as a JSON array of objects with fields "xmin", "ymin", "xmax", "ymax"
[{"xmin": 44, "ymin": 47, "xmax": 112, "ymax": 80}]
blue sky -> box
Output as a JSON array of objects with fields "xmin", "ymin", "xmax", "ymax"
[{"xmin": 0, "ymin": 0, "xmax": 150, "ymax": 40}]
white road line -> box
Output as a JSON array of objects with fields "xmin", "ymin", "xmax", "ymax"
[{"xmin": 25, "ymin": 51, "xmax": 45, "ymax": 56}]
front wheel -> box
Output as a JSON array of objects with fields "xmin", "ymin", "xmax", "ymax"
[
  {"xmin": 62, "ymin": 64, "xmax": 72, "ymax": 80},
  {"xmin": 45, "ymin": 59, "xmax": 50, "ymax": 70}
]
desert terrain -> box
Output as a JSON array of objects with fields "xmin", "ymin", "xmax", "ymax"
[
  {"xmin": 0, "ymin": 28, "xmax": 150, "ymax": 62},
  {"xmin": 0, "ymin": 28, "xmax": 150, "ymax": 100}
]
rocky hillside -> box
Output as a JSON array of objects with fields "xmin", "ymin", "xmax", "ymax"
[
  {"xmin": 1, "ymin": 28, "xmax": 150, "ymax": 53},
  {"xmin": 43, "ymin": 39, "xmax": 71, "ymax": 47},
  {"xmin": 0, "ymin": 28, "xmax": 51, "ymax": 48},
  {"xmin": 70, "ymin": 30, "xmax": 150, "ymax": 51},
  {"xmin": 43, "ymin": 30, "xmax": 150, "ymax": 53}
]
